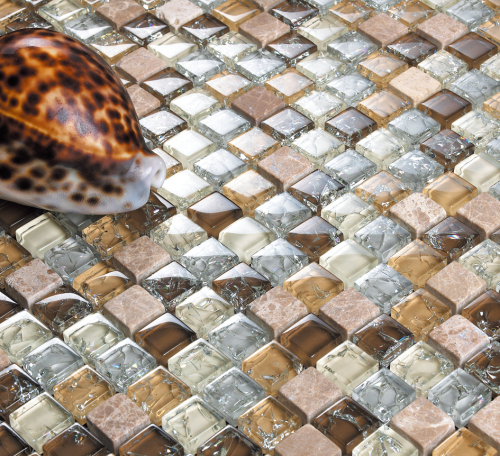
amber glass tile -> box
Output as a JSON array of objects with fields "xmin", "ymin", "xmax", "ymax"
[
  {"xmin": 483, "ymin": 92, "xmax": 500, "ymax": 120},
  {"xmin": 53, "ymin": 366, "xmax": 114, "ymax": 425},
  {"xmin": 181, "ymin": 14, "xmax": 229, "ymax": 46},
  {"xmin": 463, "ymin": 290, "xmax": 500, "ymax": 339},
  {"xmin": 283, "ymin": 263, "xmax": 343, "ymax": 314},
  {"xmin": 0, "ymin": 366, "xmax": 41, "ymax": 421},
  {"xmin": 388, "ymin": 0, "xmax": 434, "ymax": 31},
  {"xmin": 432, "ymin": 428, "xmax": 497, "ymax": 456},
  {"xmin": 314, "ymin": 397, "xmax": 380, "ymax": 455},
  {"xmin": 0, "ymin": 423, "xmax": 30, "ymax": 456},
  {"xmin": 212, "ymin": 0, "xmax": 260, "ymax": 32},
  {"xmin": 126, "ymin": 366, "xmax": 190, "ymax": 425},
  {"xmin": 357, "ymin": 51, "xmax": 409, "ymax": 89},
  {"xmin": 391, "ymin": 288, "xmax": 452, "ymax": 341},
  {"xmin": 43, "ymin": 424, "xmax": 107, "ymax": 456},
  {"xmin": 329, "ymin": 0, "xmax": 375, "ymax": 31},
  {"xmin": 286, "ymin": 216, "xmax": 342, "ymax": 262},
  {"xmin": 135, "ymin": 314, "xmax": 197, "ymax": 366},
  {"xmin": 205, "ymin": 71, "xmax": 253, "ymax": 105},
  {"xmin": 0, "ymin": 201, "xmax": 42, "ymax": 238},
  {"xmin": 355, "ymin": 171, "xmax": 411, "ymax": 214},
  {"xmin": 280, "ymin": 314, "xmax": 342, "ymax": 367},
  {"xmin": 271, "ymin": 0, "xmax": 318, "ymax": 29},
  {"xmin": 119, "ymin": 425, "xmax": 183, "ymax": 456},
  {"xmin": 478, "ymin": 14, "xmax": 500, "ymax": 47},
  {"xmin": 140, "ymin": 68, "xmax": 193, "ymax": 105},
  {"xmin": 265, "ymin": 68, "xmax": 314, "ymax": 104},
  {"xmin": 0, "ymin": 292, "xmax": 21, "ymax": 324},
  {"xmin": 422, "ymin": 216, "xmax": 480, "ymax": 261},
  {"xmin": 419, "ymin": 90, "xmax": 472, "ymax": 129},
  {"xmin": 325, "ymin": 108, "xmax": 378, "ymax": 147},
  {"xmin": 387, "ymin": 32, "xmax": 437, "ymax": 66},
  {"xmin": 212, "ymin": 263, "xmax": 271, "ymax": 313},
  {"xmin": 187, "ymin": 192, "xmax": 243, "ymax": 238},
  {"xmin": 267, "ymin": 32, "xmax": 317, "ymax": 66},
  {"xmin": 420, "ymin": 130, "xmax": 474, "ymax": 172},
  {"xmin": 353, "ymin": 314, "xmax": 414, "ymax": 366},
  {"xmin": 357, "ymin": 90, "xmax": 408, "ymax": 127},
  {"xmin": 388, "ymin": 239, "xmax": 448, "ymax": 289},
  {"xmin": 465, "ymin": 343, "xmax": 500, "ymax": 393},
  {"xmin": 422, "ymin": 172, "xmax": 478, "ymax": 217},
  {"xmin": 125, "ymin": 192, "xmax": 177, "ymax": 234},
  {"xmin": 0, "ymin": 235, "xmax": 33, "ymax": 287},
  {"xmin": 447, "ymin": 32, "xmax": 498, "ymax": 70},
  {"xmin": 228, "ymin": 128, "xmax": 280, "ymax": 169}
]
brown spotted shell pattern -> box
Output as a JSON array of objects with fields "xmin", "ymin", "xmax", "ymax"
[{"xmin": 0, "ymin": 29, "xmax": 166, "ymax": 214}]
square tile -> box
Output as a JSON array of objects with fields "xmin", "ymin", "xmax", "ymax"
[
  {"xmin": 449, "ymin": 69, "xmax": 500, "ymax": 109},
  {"xmin": 388, "ymin": 67, "xmax": 441, "ymax": 107},
  {"xmin": 327, "ymin": 31, "xmax": 378, "ymax": 66},
  {"xmin": 418, "ymin": 50, "xmax": 468, "ymax": 89},
  {"xmin": 261, "ymin": 107, "xmax": 315, "ymax": 145},
  {"xmin": 325, "ymin": 107, "xmax": 378, "ymax": 146},
  {"xmin": 228, "ymin": 127, "xmax": 280, "ymax": 168},
  {"xmin": 275, "ymin": 424, "xmax": 341, "ymax": 456},
  {"xmin": 212, "ymin": 0, "xmax": 260, "ymax": 32},
  {"xmin": 433, "ymin": 428, "xmax": 497, "ymax": 456},
  {"xmin": 416, "ymin": 13, "xmax": 468, "ymax": 49},
  {"xmin": 180, "ymin": 14, "xmax": 228, "ymax": 46},
  {"xmin": 116, "ymin": 48, "xmax": 166, "ymax": 83},
  {"xmin": 353, "ymin": 425, "xmax": 418, "ymax": 456},
  {"xmin": 459, "ymin": 239, "xmax": 500, "ymax": 291},
  {"xmin": 265, "ymin": 68, "xmax": 315, "ymax": 104},
  {"xmin": 327, "ymin": 72, "xmax": 376, "ymax": 107},
  {"xmin": 118, "ymin": 425, "xmax": 183, "ymax": 456},
  {"xmin": 267, "ymin": 32, "xmax": 318, "ymax": 67},
  {"xmin": 386, "ymin": 32, "xmax": 437, "ymax": 66},
  {"xmin": 358, "ymin": 12, "xmax": 408, "ymax": 48},
  {"xmin": 96, "ymin": 0, "xmax": 144, "ymax": 28},
  {"xmin": 232, "ymin": 87, "xmax": 286, "ymax": 127},
  {"xmin": 420, "ymin": 130, "xmax": 473, "ymax": 173},
  {"xmin": 298, "ymin": 14, "xmax": 348, "ymax": 51},
  {"xmin": 271, "ymin": 1, "xmax": 318, "ymax": 29},
  {"xmin": 239, "ymin": 11, "xmax": 290, "ymax": 48},
  {"xmin": 324, "ymin": 150, "xmax": 377, "ymax": 192},
  {"xmin": 155, "ymin": 0, "xmax": 203, "ymax": 32},
  {"xmin": 329, "ymin": 0, "xmax": 375, "ymax": 31},
  {"xmin": 420, "ymin": 90, "xmax": 472, "ymax": 130},
  {"xmin": 447, "ymin": 0, "xmax": 495, "ymax": 32},
  {"xmin": 278, "ymin": 367, "xmax": 342, "ymax": 424},
  {"xmin": 457, "ymin": 191, "xmax": 500, "ymax": 240},
  {"xmin": 452, "ymin": 111, "xmax": 500, "ymax": 150},
  {"xmin": 358, "ymin": 90, "xmax": 408, "ymax": 127},
  {"xmin": 462, "ymin": 290, "xmax": 500, "ymax": 339},
  {"xmin": 127, "ymin": 84, "xmax": 161, "ymax": 119},
  {"xmin": 357, "ymin": 51, "xmax": 408, "ymax": 89},
  {"xmin": 206, "ymin": 31, "xmax": 257, "ymax": 67},
  {"xmin": 292, "ymin": 128, "xmax": 345, "ymax": 170},
  {"xmin": 469, "ymin": 397, "xmax": 500, "ymax": 454},
  {"xmin": 387, "ymin": 0, "xmax": 434, "ymax": 31},
  {"xmin": 235, "ymin": 49, "xmax": 287, "ymax": 84},
  {"xmin": 447, "ymin": 32, "xmax": 497, "ymax": 70}
]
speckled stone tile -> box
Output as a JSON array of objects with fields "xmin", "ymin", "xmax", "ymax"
[
  {"xmin": 469, "ymin": 397, "xmax": 500, "ymax": 454},
  {"xmin": 116, "ymin": 48, "xmax": 166, "ymax": 83},
  {"xmin": 0, "ymin": 347, "xmax": 10, "ymax": 370},
  {"xmin": 275, "ymin": 424, "xmax": 342, "ymax": 456},
  {"xmin": 358, "ymin": 13, "xmax": 408, "ymax": 48},
  {"xmin": 416, "ymin": 13, "xmax": 468, "ymax": 50},
  {"xmin": 388, "ymin": 67, "xmax": 442, "ymax": 107},
  {"xmin": 457, "ymin": 192, "xmax": 500, "ymax": 241},
  {"xmin": 96, "ymin": 0, "xmax": 145, "ymax": 28},
  {"xmin": 239, "ymin": 12, "xmax": 290, "ymax": 48},
  {"xmin": 126, "ymin": 85, "xmax": 161, "ymax": 119},
  {"xmin": 155, "ymin": 0, "xmax": 203, "ymax": 31}
]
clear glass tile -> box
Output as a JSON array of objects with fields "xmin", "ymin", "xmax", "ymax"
[
  {"xmin": 148, "ymin": 32, "xmax": 198, "ymax": 67},
  {"xmin": 388, "ymin": 109, "xmax": 441, "ymax": 146},
  {"xmin": 169, "ymin": 88, "xmax": 221, "ymax": 128},
  {"xmin": 324, "ymin": 149, "xmax": 378, "ymax": 191},
  {"xmin": 63, "ymin": 13, "xmax": 112, "ymax": 43},
  {"xmin": 207, "ymin": 31, "xmax": 257, "ymax": 67},
  {"xmin": 327, "ymin": 31, "xmax": 378, "ymax": 67},
  {"xmin": 198, "ymin": 108, "xmax": 251, "ymax": 147},
  {"xmin": 447, "ymin": 0, "xmax": 495, "ymax": 31},
  {"xmin": 459, "ymin": 239, "xmax": 500, "ymax": 290},
  {"xmin": 418, "ymin": 50, "xmax": 468, "ymax": 89},
  {"xmin": 356, "ymin": 128, "xmax": 407, "ymax": 170},
  {"xmin": 292, "ymin": 128, "xmax": 345, "ymax": 170},
  {"xmin": 176, "ymin": 49, "xmax": 226, "ymax": 86},
  {"xmin": 326, "ymin": 72, "xmax": 376, "ymax": 108},
  {"xmin": 293, "ymin": 90, "xmax": 345, "ymax": 128},
  {"xmin": 296, "ymin": 51, "xmax": 347, "ymax": 89},
  {"xmin": 194, "ymin": 149, "xmax": 248, "ymax": 191},
  {"xmin": 235, "ymin": 49, "xmax": 287, "ymax": 84},
  {"xmin": 450, "ymin": 69, "xmax": 500, "ymax": 109},
  {"xmin": 164, "ymin": 129, "xmax": 215, "ymax": 170}
]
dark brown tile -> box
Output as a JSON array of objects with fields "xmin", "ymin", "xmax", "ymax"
[
  {"xmin": 180, "ymin": 14, "xmax": 228, "ymax": 46},
  {"xmin": 266, "ymin": 32, "xmax": 317, "ymax": 66},
  {"xmin": 271, "ymin": 0, "xmax": 318, "ymax": 29},
  {"xmin": 420, "ymin": 130, "xmax": 474, "ymax": 171},
  {"xmin": 387, "ymin": 32, "xmax": 437, "ymax": 65},
  {"xmin": 325, "ymin": 108, "xmax": 377, "ymax": 147},
  {"xmin": 420, "ymin": 90, "xmax": 472, "ymax": 129},
  {"xmin": 447, "ymin": 32, "xmax": 498, "ymax": 70}
]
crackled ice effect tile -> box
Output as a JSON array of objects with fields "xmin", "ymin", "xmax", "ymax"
[
  {"xmin": 387, "ymin": 0, "xmax": 434, "ymax": 31},
  {"xmin": 169, "ymin": 89, "xmax": 220, "ymax": 129},
  {"xmin": 327, "ymin": 31, "xmax": 378, "ymax": 67},
  {"xmin": 386, "ymin": 33, "xmax": 437, "ymax": 66},
  {"xmin": 355, "ymin": 128, "xmax": 407, "ymax": 171},
  {"xmin": 235, "ymin": 49, "xmax": 287, "ymax": 85},
  {"xmin": 352, "ymin": 426, "xmax": 418, "ymax": 456},
  {"xmin": 329, "ymin": 0, "xmax": 375, "ymax": 31},
  {"xmin": 270, "ymin": 2, "xmax": 319, "ymax": 30},
  {"xmin": 388, "ymin": 110, "xmax": 440, "ymax": 146},
  {"xmin": 207, "ymin": 32, "xmax": 257, "ymax": 67},
  {"xmin": 455, "ymin": 154, "xmax": 500, "ymax": 195},
  {"xmin": 293, "ymin": 90, "xmax": 344, "ymax": 128},
  {"xmin": 198, "ymin": 108, "xmax": 251, "ymax": 147},
  {"xmin": 465, "ymin": 342, "xmax": 500, "ymax": 395},
  {"xmin": 139, "ymin": 109, "xmax": 187, "ymax": 147},
  {"xmin": 197, "ymin": 425, "xmax": 263, "ymax": 456},
  {"xmin": 117, "ymin": 425, "xmax": 183, "ymax": 456},
  {"xmin": 228, "ymin": 127, "xmax": 280, "ymax": 169},
  {"xmin": 53, "ymin": 365, "xmax": 114, "ymax": 425},
  {"xmin": 164, "ymin": 128, "xmax": 215, "ymax": 168},
  {"xmin": 357, "ymin": 52, "xmax": 407, "ymax": 90},
  {"xmin": 0, "ymin": 365, "xmax": 41, "ymax": 421},
  {"xmin": 176, "ymin": 49, "xmax": 226, "ymax": 87},
  {"xmin": 447, "ymin": 0, "xmax": 495, "ymax": 32},
  {"xmin": 459, "ymin": 240, "xmax": 500, "ymax": 291},
  {"xmin": 291, "ymin": 128, "xmax": 344, "ymax": 170},
  {"xmin": 452, "ymin": 110, "xmax": 500, "ymax": 151},
  {"xmin": 420, "ymin": 130, "xmax": 473, "ymax": 172},
  {"xmin": 432, "ymin": 428, "xmax": 498, "ymax": 456},
  {"xmin": 261, "ymin": 108, "xmax": 314, "ymax": 145},
  {"xmin": 450, "ymin": 70, "xmax": 500, "ymax": 109},
  {"xmin": 298, "ymin": 14, "xmax": 348, "ymax": 51},
  {"xmin": 264, "ymin": 69, "xmax": 313, "ymax": 106},
  {"xmin": 463, "ymin": 290, "xmax": 500, "ymax": 339},
  {"xmin": 42, "ymin": 423, "xmax": 108, "ymax": 456},
  {"xmin": 168, "ymin": 339, "xmax": 232, "ymax": 393},
  {"xmin": 418, "ymin": 50, "xmax": 468, "ymax": 90},
  {"xmin": 148, "ymin": 33, "xmax": 198, "ymax": 68},
  {"xmin": 296, "ymin": 51, "xmax": 346, "ymax": 89},
  {"xmin": 324, "ymin": 150, "xmax": 377, "ymax": 192}
]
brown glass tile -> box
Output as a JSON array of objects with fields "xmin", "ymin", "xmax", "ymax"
[
  {"xmin": 43, "ymin": 424, "xmax": 107, "ymax": 456},
  {"xmin": 0, "ymin": 366, "xmax": 41, "ymax": 421},
  {"xmin": 483, "ymin": 92, "xmax": 500, "ymax": 120},
  {"xmin": 463, "ymin": 290, "xmax": 500, "ymax": 339},
  {"xmin": 212, "ymin": 263, "xmax": 271, "ymax": 313},
  {"xmin": 121, "ymin": 13, "xmax": 170, "ymax": 47},
  {"xmin": 289, "ymin": 170, "xmax": 345, "ymax": 214},
  {"xmin": 423, "ymin": 216, "xmax": 481, "ymax": 262},
  {"xmin": 261, "ymin": 108, "xmax": 315, "ymax": 144},
  {"xmin": 387, "ymin": 0, "xmax": 434, "ymax": 31},
  {"xmin": 212, "ymin": 0, "xmax": 260, "ymax": 32},
  {"xmin": 465, "ymin": 343, "xmax": 500, "ymax": 394},
  {"xmin": 119, "ymin": 425, "xmax": 183, "ymax": 456},
  {"xmin": 447, "ymin": 32, "xmax": 498, "ymax": 70},
  {"xmin": 280, "ymin": 314, "xmax": 342, "ymax": 367},
  {"xmin": 140, "ymin": 68, "xmax": 193, "ymax": 105},
  {"xmin": 325, "ymin": 108, "xmax": 377, "ymax": 147},
  {"xmin": 126, "ymin": 192, "xmax": 177, "ymax": 234},
  {"xmin": 352, "ymin": 314, "xmax": 414, "ymax": 366},
  {"xmin": 387, "ymin": 32, "xmax": 437, "ymax": 66},
  {"xmin": 0, "ymin": 201, "xmax": 42, "ymax": 238},
  {"xmin": 271, "ymin": 0, "xmax": 318, "ymax": 29},
  {"xmin": 0, "ymin": 292, "xmax": 20, "ymax": 324},
  {"xmin": 314, "ymin": 397, "xmax": 381, "ymax": 455},
  {"xmin": 187, "ymin": 192, "xmax": 243, "ymax": 238},
  {"xmin": 329, "ymin": 0, "xmax": 375, "ymax": 31},
  {"xmin": 0, "ymin": 236, "xmax": 33, "ymax": 288},
  {"xmin": 287, "ymin": 216, "xmax": 343, "ymax": 262},
  {"xmin": 180, "ymin": 14, "xmax": 228, "ymax": 45},
  {"xmin": 266, "ymin": 32, "xmax": 317, "ymax": 66},
  {"xmin": 422, "ymin": 172, "xmax": 478, "ymax": 217},
  {"xmin": 357, "ymin": 90, "xmax": 408, "ymax": 127},
  {"xmin": 232, "ymin": 86, "xmax": 286, "ymax": 127},
  {"xmin": 419, "ymin": 90, "xmax": 472, "ymax": 129},
  {"xmin": 135, "ymin": 313, "xmax": 196, "ymax": 366},
  {"xmin": 0, "ymin": 423, "xmax": 30, "ymax": 456},
  {"xmin": 420, "ymin": 130, "xmax": 474, "ymax": 172},
  {"xmin": 198, "ymin": 425, "xmax": 262, "ymax": 456}
]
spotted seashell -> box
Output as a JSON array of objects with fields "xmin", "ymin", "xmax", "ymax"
[{"xmin": 0, "ymin": 29, "xmax": 166, "ymax": 214}]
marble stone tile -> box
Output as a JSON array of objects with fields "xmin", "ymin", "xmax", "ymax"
[
  {"xmin": 357, "ymin": 12, "xmax": 408, "ymax": 48},
  {"xmin": 155, "ymin": 0, "xmax": 203, "ymax": 31},
  {"xmin": 239, "ymin": 12, "xmax": 290, "ymax": 48},
  {"xmin": 416, "ymin": 13, "xmax": 468, "ymax": 49},
  {"xmin": 456, "ymin": 192, "xmax": 500, "ymax": 241},
  {"xmin": 232, "ymin": 86, "xmax": 286, "ymax": 127},
  {"xmin": 116, "ymin": 48, "xmax": 166, "ymax": 83},
  {"xmin": 469, "ymin": 397, "xmax": 500, "ymax": 454},
  {"xmin": 126, "ymin": 84, "xmax": 161, "ymax": 118},
  {"xmin": 275, "ymin": 424, "xmax": 341, "ymax": 456},
  {"xmin": 388, "ymin": 67, "xmax": 441, "ymax": 107},
  {"xmin": 96, "ymin": 0, "xmax": 145, "ymax": 28}
]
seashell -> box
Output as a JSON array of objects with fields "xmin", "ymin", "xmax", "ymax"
[{"xmin": 0, "ymin": 29, "xmax": 166, "ymax": 214}]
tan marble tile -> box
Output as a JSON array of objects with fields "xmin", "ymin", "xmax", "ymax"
[
  {"xmin": 457, "ymin": 192, "xmax": 500, "ymax": 241},
  {"xmin": 416, "ymin": 13, "xmax": 468, "ymax": 50},
  {"xmin": 127, "ymin": 84, "xmax": 161, "ymax": 119},
  {"xmin": 388, "ymin": 67, "xmax": 441, "ymax": 107},
  {"xmin": 469, "ymin": 397, "xmax": 500, "ymax": 454},
  {"xmin": 97, "ymin": 0, "xmax": 145, "ymax": 28},
  {"xmin": 275, "ymin": 424, "xmax": 341, "ymax": 456},
  {"xmin": 357, "ymin": 13, "xmax": 408, "ymax": 48},
  {"xmin": 239, "ymin": 12, "xmax": 290, "ymax": 48},
  {"xmin": 155, "ymin": 0, "xmax": 203, "ymax": 31},
  {"xmin": 116, "ymin": 48, "xmax": 166, "ymax": 83}
]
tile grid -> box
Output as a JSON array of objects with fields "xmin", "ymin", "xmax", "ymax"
[{"xmin": 2, "ymin": 0, "xmax": 500, "ymax": 454}]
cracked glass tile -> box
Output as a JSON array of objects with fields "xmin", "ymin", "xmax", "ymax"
[
  {"xmin": 387, "ymin": 0, "xmax": 434, "ymax": 31},
  {"xmin": 464, "ymin": 341, "xmax": 500, "ymax": 394},
  {"xmin": 95, "ymin": 338, "xmax": 157, "ymax": 393},
  {"xmin": 139, "ymin": 108, "xmax": 187, "ymax": 147},
  {"xmin": 261, "ymin": 108, "xmax": 315, "ymax": 145},
  {"xmin": 198, "ymin": 425, "xmax": 262, "ymax": 456},
  {"xmin": 141, "ymin": 68, "xmax": 193, "ymax": 105},
  {"xmin": 198, "ymin": 108, "xmax": 251, "ymax": 147},
  {"xmin": 452, "ymin": 109, "xmax": 500, "ymax": 149},
  {"xmin": 485, "ymin": 137, "xmax": 500, "ymax": 165},
  {"xmin": 168, "ymin": 339, "xmax": 232, "ymax": 393},
  {"xmin": 255, "ymin": 192, "xmax": 312, "ymax": 238},
  {"xmin": 63, "ymin": 13, "xmax": 112, "ymax": 44},
  {"xmin": 148, "ymin": 32, "xmax": 198, "ymax": 68},
  {"xmin": 352, "ymin": 425, "xmax": 419, "ymax": 456},
  {"xmin": 169, "ymin": 88, "xmax": 221, "ymax": 128},
  {"xmin": 327, "ymin": 31, "xmax": 378, "ymax": 67},
  {"xmin": 428, "ymin": 368, "xmax": 491, "ymax": 427},
  {"xmin": 5, "ymin": 12, "xmax": 53, "ymax": 32},
  {"xmin": 0, "ymin": 311, "xmax": 52, "ymax": 365},
  {"xmin": 162, "ymin": 396, "xmax": 225, "ymax": 455},
  {"xmin": 267, "ymin": 32, "xmax": 317, "ymax": 67},
  {"xmin": 180, "ymin": 14, "xmax": 228, "ymax": 46},
  {"xmin": 388, "ymin": 150, "xmax": 444, "ymax": 192},
  {"xmin": 293, "ymin": 90, "xmax": 345, "ymax": 128},
  {"xmin": 418, "ymin": 50, "xmax": 468, "ymax": 89},
  {"xmin": 39, "ymin": 0, "xmax": 86, "ymax": 31},
  {"xmin": 63, "ymin": 313, "xmax": 125, "ymax": 367},
  {"xmin": 175, "ymin": 286, "xmax": 234, "ymax": 338},
  {"xmin": 235, "ymin": 49, "xmax": 287, "ymax": 84},
  {"xmin": 208, "ymin": 313, "xmax": 269, "ymax": 366},
  {"xmin": 228, "ymin": 127, "xmax": 280, "ymax": 169},
  {"xmin": 387, "ymin": 109, "xmax": 441, "ymax": 145},
  {"xmin": 450, "ymin": 69, "xmax": 500, "ymax": 109},
  {"xmin": 390, "ymin": 341, "xmax": 454, "ymax": 398},
  {"xmin": 292, "ymin": 128, "xmax": 344, "ymax": 170},
  {"xmin": 447, "ymin": 0, "xmax": 495, "ymax": 31},
  {"xmin": 194, "ymin": 149, "xmax": 248, "ymax": 191},
  {"xmin": 357, "ymin": 51, "xmax": 408, "ymax": 89},
  {"xmin": 251, "ymin": 238, "xmax": 309, "ymax": 286},
  {"xmin": 298, "ymin": 14, "xmax": 348, "ymax": 50},
  {"xmin": 117, "ymin": 424, "xmax": 183, "ymax": 456},
  {"xmin": 324, "ymin": 149, "xmax": 378, "ymax": 191},
  {"xmin": 164, "ymin": 129, "xmax": 215, "ymax": 171},
  {"xmin": 89, "ymin": 31, "xmax": 139, "ymax": 66},
  {"xmin": 490, "ymin": 179, "xmax": 500, "ymax": 201},
  {"xmin": 462, "ymin": 290, "xmax": 500, "ymax": 340},
  {"xmin": 459, "ymin": 239, "xmax": 500, "ymax": 291},
  {"xmin": 44, "ymin": 236, "xmax": 101, "ymax": 285},
  {"xmin": 481, "ymin": 53, "xmax": 500, "ymax": 81},
  {"xmin": 316, "ymin": 340, "xmax": 379, "ymax": 395},
  {"xmin": 386, "ymin": 32, "xmax": 436, "ymax": 66},
  {"xmin": 356, "ymin": 128, "xmax": 407, "ymax": 171},
  {"xmin": 321, "ymin": 192, "xmax": 378, "ymax": 239},
  {"xmin": 296, "ymin": 51, "xmax": 347, "ymax": 88},
  {"xmin": 53, "ymin": 365, "xmax": 114, "ymax": 425},
  {"xmin": 354, "ymin": 263, "xmax": 413, "ymax": 315},
  {"xmin": 122, "ymin": 12, "xmax": 170, "ymax": 46},
  {"xmin": 358, "ymin": 90, "xmax": 408, "ymax": 128},
  {"xmin": 264, "ymin": 68, "xmax": 314, "ymax": 104},
  {"xmin": 0, "ymin": 290, "xmax": 20, "ymax": 326},
  {"xmin": 326, "ymin": 72, "xmax": 376, "ymax": 107},
  {"xmin": 126, "ymin": 366, "xmax": 190, "ymax": 425},
  {"xmin": 205, "ymin": 71, "xmax": 253, "ymax": 105},
  {"xmin": 176, "ymin": 49, "xmax": 226, "ymax": 86},
  {"xmin": 271, "ymin": 0, "xmax": 319, "ymax": 29},
  {"xmin": 180, "ymin": 237, "xmax": 239, "ymax": 284},
  {"xmin": 207, "ymin": 31, "xmax": 257, "ymax": 67},
  {"xmin": 330, "ymin": 0, "xmax": 375, "ymax": 30},
  {"xmin": 325, "ymin": 107, "xmax": 378, "ymax": 147},
  {"xmin": 352, "ymin": 368, "xmax": 416, "ymax": 423},
  {"xmin": 202, "ymin": 367, "xmax": 266, "ymax": 426}
]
